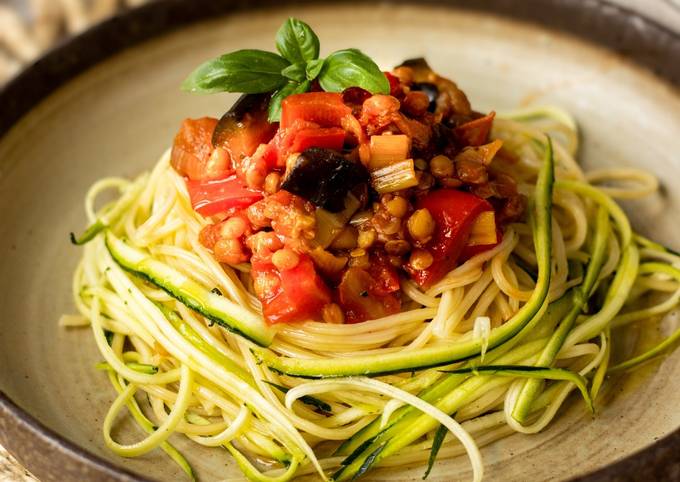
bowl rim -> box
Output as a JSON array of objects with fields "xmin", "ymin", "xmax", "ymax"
[{"xmin": 0, "ymin": 1, "xmax": 678, "ymax": 481}]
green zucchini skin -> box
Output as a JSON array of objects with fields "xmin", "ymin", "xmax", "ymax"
[
  {"xmin": 105, "ymin": 232, "xmax": 274, "ymax": 347},
  {"xmin": 255, "ymin": 138, "xmax": 555, "ymax": 378},
  {"xmin": 511, "ymin": 205, "xmax": 611, "ymax": 422}
]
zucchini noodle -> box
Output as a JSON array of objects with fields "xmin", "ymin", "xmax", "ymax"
[{"xmin": 66, "ymin": 105, "xmax": 680, "ymax": 481}]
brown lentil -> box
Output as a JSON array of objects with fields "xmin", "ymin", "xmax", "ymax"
[
  {"xmin": 409, "ymin": 249, "xmax": 434, "ymax": 269},
  {"xmin": 414, "ymin": 158, "xmax": 428, "ymax": 171},
  {"xmin": 385, "ymin": 239, "xmax": 411, "ymax": 256},
  {"xmin": 322, "ymin": 303, "xmax": 345, "ymax": 324},
  {"xmin": 385, "ymin": 196, "xmax": 409, "ymax": 218},
  {"xmin": 252, "ymin": 270, "xmax": 281, "ymax": 297},
  {"xmin": 350, "ymin": 248, "xmax": 366, "ymax": 258},
  {"xmin": 408, "ymin": 208, "xmax": 435, "ymax": 242},
  {"xmin": 219, "ymin": 216, "xmax": 248, "ymax": 239},
  {"xmin": 402, "ymin": 91, "xmax": 430, "ymax": 117},
  {"xmin": 416, "ymin": 171, "xmax": 435, "ymax": 190},
  {"xmin": 214, "ymin": 238, "xmax": 247, "ymax": 265},
  {"xmin": 379, "ymin": 217, "xmax": 402, "ymax": 236},
  {"xmin": 263, "ymin": 172, "xmax": 281, "ymax": 194},
  {"xmin": 246, "ymin": 202, "xmax": 270, "ymax": 228},
  {"xmin": 440, "ymin": 177, "xmax": 464, "ymax": 188},
  {"xmin": 430, "ymin": 154, "xmax": 455, "ymax": 178},
  {"xmin": 271, "ymin": 248, "xmax": 300, "ymax": 271},
  {"xmin": 389, "ymin": 255, "xmax": 403, "ymax": 267},
  {"xmin": 357, "ymin": 229, "xmax": 377, "ymax": 249}
]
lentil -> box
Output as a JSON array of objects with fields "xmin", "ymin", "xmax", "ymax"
[
  {"xmin": 271, "ymin": 248, "xmax": 300, "ymax": 271},
  {"xmin": 322, "ymin": 303, "xmax": 345, "ymax": 324},
  {"xmin": 214, "ymin": 238, "xmax": 248, "ymax": 265},
  {"xmin": 385, "ymin": 239, "xmax": 411, "ymax": 256},
  {"xmin": 219, "ymin": 216, "xmax": 248, "ymax": 239},
  {"xmin": 408, "ymin": 208, "xmax": 435, "ymax": 242},
  {"xmin": 385, "ymin": 196, "xmax": 409, "ymax": 218},
  {"xmin": 409, "ymin": 249, "xmax": 434, "ymax": 270},
  {"xmin": 264, "ymin": 172, "xmax": 281, "ymax": 194},
  {"xmin": 357, "ymin": 229, "xmax": 376, "ymax": 249},
  {"xmin": 430, "ymin": 154, "xmax": 455, "ymax": 178}
]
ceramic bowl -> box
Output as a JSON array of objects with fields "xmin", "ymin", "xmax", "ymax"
[{"xmin": 0, "ymin": 1, "xmax": 679, "ymax": 481}]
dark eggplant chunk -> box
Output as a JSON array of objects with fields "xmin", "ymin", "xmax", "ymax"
[
  {"xmin": 281, "ymin": 148, "xmax": 369, "ymax": 212},
  {"xmin": 410, "ymin": 82, "xmax": 438, "ymax": 113},
  {"xmin": 396, "ymin": 57, "xmax": 472, "ymax": 117},
  {"xmin": 398, "ymin": 57, "xmax": 431, "ymax": 68},
  {"xmin": 396, "ymin": 57, "xmax": 435, "ymax": 83},
  {"xmin": 211, "ymin": 94, "xmax": 276, "ymax": 165}
]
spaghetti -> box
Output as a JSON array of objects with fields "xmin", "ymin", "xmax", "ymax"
[{"xmin": 65, "ymin": 106, "xmax": 680, "ymax": 481}]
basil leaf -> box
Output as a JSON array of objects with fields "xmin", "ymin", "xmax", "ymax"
[
  {"xmin": 319, "ymin": 48, "xmax": 389, "ymax": 94},
  {"xmin": 276, "ymin": 17, "xmax": 320, "ymax": 64},
  {"xmin": 305, "ymin": 58, "xmax": 325, "ymax": 80},
  {"xmin": 268, "ymin": 80, "xmax": 311, "ymax": 122},
  {"xmin": 182, "ymin": 49, "xmax": 289, "ymax": 94},
  {"xmin": 281, "ymin": 62, "xmax": 307, "ymax": 82}
]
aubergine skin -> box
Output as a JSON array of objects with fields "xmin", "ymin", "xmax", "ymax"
[
  {"xmin": 281, "ymin": 147, "xmax": 369, "ymax": 212},
  {"xmin": 211, "ymin": 93, "xmax": 270, "ymax": 147}
]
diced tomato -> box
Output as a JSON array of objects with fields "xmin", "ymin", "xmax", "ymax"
[
  {"xmin": 367, "ymin": 252, "xmax": 401, "ymax": 296},
  {"xmin": 281, "ymin": 92, "xmax": 352, "ymax": 130},
  {"xmin": 455, "ymin": 112, "xmax": 496, "ymax": 147},
  {"xmin": 171, "ymin": 117, "xmax": 231, "ymax": 181},
  {"xmin": 338, "ymin": 254, "xmax": 401, "ymax": 324},
  {"xmin": 384, "ymin": 72, "xmax": 402, "ymax": 97},
  {"xmin": 187, "ymin": 175, "xmax": 263, "ymax": 217},
  {"xmin": 262, "ymin": 120, "xmax": 347, "ymax": 169},
  {"xmin": 251, "ymin": 255, "xmax": 332, "ymax": 324},
  {"xmin": 290, "ymin": 127, "xmax": 346, "ymax": 152},
  {"xmin": 407, "ymin": 189, "xmax": 493, "ymax": 288}
]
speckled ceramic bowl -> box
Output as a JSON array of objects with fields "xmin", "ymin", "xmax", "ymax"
[{"xmin": 0, "ymin": 1, "xmax": 679, "ymax": 481}]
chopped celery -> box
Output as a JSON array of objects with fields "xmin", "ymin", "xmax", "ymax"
[{"xmin": 371, "ymin": 159, "xmax": 418, "ymax": 193}]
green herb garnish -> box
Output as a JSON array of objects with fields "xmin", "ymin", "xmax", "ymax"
[{"xmin": 181, "ymin": 17, "xmax": 389, "ymax": 122}]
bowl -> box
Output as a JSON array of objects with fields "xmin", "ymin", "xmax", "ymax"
[{"xmin": 0, "ymin": 1, "xmax": 679, "ymax": 481}]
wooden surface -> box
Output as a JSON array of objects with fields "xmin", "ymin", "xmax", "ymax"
[
  {"xmin": 0, "ymin": 0, "xmax": 679, "ymax": 481},
  {"xmin": 0, "ymin": 445, "xmax": 35, "ymax": 482}
]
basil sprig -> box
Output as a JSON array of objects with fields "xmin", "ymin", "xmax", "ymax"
[{"xmin": 181, "ymin": 17, "xmax": 389, "ymax": 122}]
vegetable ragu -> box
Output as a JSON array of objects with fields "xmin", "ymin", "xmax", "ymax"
[
  {"xmin": 68, "ymin": 15, "xmax": 680, "ymax": 482},
  {"xmin": 175, "ymin": 18, "xmax": 523, "ymax": 324}
]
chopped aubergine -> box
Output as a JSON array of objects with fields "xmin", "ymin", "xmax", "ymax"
[
  {"xmin": 281, "ymin": 147, "xmax": 369, "ymax": 212},
  {"xmin": 212, "ymin": 93, "xmax": 276, "ymax": 164},
  {"xmin": 396, "ymin": 57, "xmax": 472, "ymax": 118},
  {"xmin": 396, "ymin": 57, "xmax": 435, "ymax": 82}
]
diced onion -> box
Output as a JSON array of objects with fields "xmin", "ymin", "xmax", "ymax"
[
  {"xmin": 369, "ymin": 134, "xmax": 410, "ymax": 170},
  {"xmin": 454, "ymin": 139, "xmax": 504, "ymax": 166},
  {"xmin": 467, "ymin": 211, "xmax": 497, "ymax": 246},
  {"xmin": 315, "ymin": 194, "xmax": 361, "ymax": 248}
]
